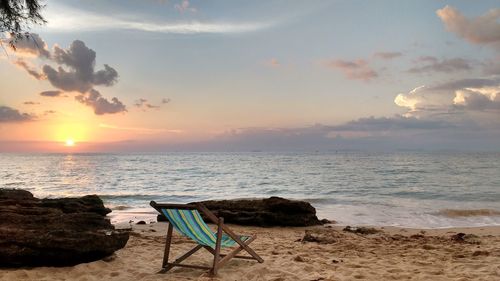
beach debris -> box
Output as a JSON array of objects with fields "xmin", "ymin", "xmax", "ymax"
[
  {"xmin": 343, "ymin": 226, "xmax": 380, "ymax": 235},
  {"xmin": 0, "ymin": 189, "xmax": 129, "ymax": 267},
  {"xmin": 157, "ymin": 197, "xmax": 325, "ymax": 227}
]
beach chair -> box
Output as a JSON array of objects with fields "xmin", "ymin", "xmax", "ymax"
[{"xmin": 150, "ymin": 201, "xmax": 264, "ymax": 276}]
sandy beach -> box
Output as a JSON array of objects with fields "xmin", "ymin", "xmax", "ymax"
[{"xmin": 1, "ymin": 223, "xmax": 499, "ymax": 281}]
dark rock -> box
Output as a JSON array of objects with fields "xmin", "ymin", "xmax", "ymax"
[
  {"xmin": 320, "ymin": 218, "xmax": 335, "ymax": 224},
  {"xmin": 472, "ymin": 250, "xmax": 489, "ymax": 256},
  {"xmin": 40, "ymin": 195, "xmax": 112, "ymax": 216},
  {"xmin": 136, "ymin": 221, "xmax": 146, "ymax": 225},
  {"xmin": 343, "ymin": 226, "xmax": 380, "ymax": 235},
  {"xmin": 293, "ymin": 255, "xmax": 307, "ymax": 262},
  {"xmin": 0, "ymin": 189, "xmax": 129, "ymax": 267},
  {"xmin": 187, "ymin": 197, "xmax": 323, "ymax": 227},
  {"xmin": 302, "ymin": 228, "xmax": 342, "ymax": 244},
  {"xmin": 451, "ymin": 233, "xmax": 480, "ymax": 244},
  {"xmin": 157, "ymin": 214, "xmax": 168, "ymax": 222}
]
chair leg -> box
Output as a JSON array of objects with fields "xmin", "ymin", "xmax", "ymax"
[
  {"xmin": 161, "ymin": 244, "xmax": 204, "ymax": 273},
  {"xmin": 210, "ymin": 217, "xmax": 223, "ymax": 276},
  {"xmin": 162, "ymin": 223, "xmax": 173, "ymax": 268}
]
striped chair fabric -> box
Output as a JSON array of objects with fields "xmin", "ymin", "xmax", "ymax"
[{"xmin": 161, "ymin": 208, "xmax": 250, "ymax": 248}]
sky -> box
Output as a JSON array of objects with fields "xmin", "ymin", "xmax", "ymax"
[{"xmin": 0, "ymin": 0, "xmax": 499, "ymax": 152}]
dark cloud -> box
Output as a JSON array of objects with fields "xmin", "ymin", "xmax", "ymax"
[
  {"xmin": 0, "ymin": 106, "xmax": 34, "ymax": 122},
  {"xmin": 9, "ymin": 35, "xmax": 126, "ymax": 115},
  {"xmin": 429, "ymin": 77, "xmax": 500, "ymax": 91},
  {"xmin": 373, "ymin": 52, "xmax": 402, "ymax": 60},
  {"xmin": 134, "ymin": 98, "xmax": 169, "ymax": 110},
  {"xmin": 23, "ymin": 101, "xmax": 39, "ymax": 105},
  {"xmin": 75, "ymin": 89, "xmax": 126, "ymax": 115},
  {"xmin": 331, "ymin": 116, "xmax": 454, "ymax": 131},
  {"xmin": 482, "ymin": 59, "xmax": 500, "ymax": 75},
  {"xmin": 10, "ymin": 33, "xmax": 50, "ymax": 58},
  {"xmin": 408, "ymin": 57, "xmax": 472, "ymax": 73},
  {"xmin": 43, "ymin": 40, "xmax": 118, "ymax": 93},
  {"xmin": 328, "ymin": 59, "xmax": 378, "ymax": 81},
  {"xmin": 14, "ymin": 59, "xmax": 45, "ymax": 80},
  {"xmin": 40, "ymin": 90, "xmax": 63, "ymax": 97},
  {"xmin": 437, "ymin": 6, "xmax": 500, "ymax": 50},
  {"xmin": 44, "ymin": 110, "xmax": 57, "ymax": 115}
]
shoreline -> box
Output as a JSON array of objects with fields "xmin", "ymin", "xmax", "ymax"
[
  {"xmin": 108, "ymin": 207, "xmax": 500, "ymax": 230},
  {"xmin": 2, "ymin": 223, "xmax": 499, "ymax": 280}
]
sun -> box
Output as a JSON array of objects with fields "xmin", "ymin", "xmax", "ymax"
[{"xmin": 65, "ymin": 139, "xmax": 75, "ymax": 147}]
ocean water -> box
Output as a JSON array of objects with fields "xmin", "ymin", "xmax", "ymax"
[{"xmin": 1, "ymin": 152, "xmax": 499, "ymax": 228}]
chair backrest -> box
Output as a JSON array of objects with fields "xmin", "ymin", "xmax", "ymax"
[
  {"xmin": 151, "ymin": 201, "xmax": 250, "ymax": 249},
  {"xmin": 150, "ymin": 201, "xmax": 221, "ymax": 247},
  {"xmin": 161, "ymin": 208, "xmax": 217, "ymax": 247}
]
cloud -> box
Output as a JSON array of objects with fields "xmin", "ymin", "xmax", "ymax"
[
  {"xmin": 408, "ymin": 56, "xmax": 472, "ymax": 73},
  {"xmin": 482, "ymin": 58, "xmax": 500, "ymax": 75},
  {"xmin": 328, "ymin": 59, "xmax": 378, "ymax": 81},
  {"xmin": 266, "ymin": 58, "xmax": 280, "ymax": 67},
  {"xmin": 13, "ymin": 59, "xmax": 45, "ymax": 80},
  {"xmin": 453, "ymin": 86, "xmax": 500, "ymax": 111},
  {"xmin": 9, "ymin": 33, "xmax": 50, "ymax": 58},
  {"xmin": 98, "ymin": 123, "xmax": 181, "ymax": 134},
  {"xmin": 8, "ymin": 35, "xmax": 125, "ymax": 115},
  {"xmin": 39, "ymin": 90, "xmax": 63, "ymax": 97},
  {"xmin": 43, "ymin": 5, "xmax": 273, "ymax": 34},
  {"xmin": 437, "ymin": 6, "xmax": 500, "ymax": 50},
  {"xmin": 75, "ymin": 89, "xmax": 126, "ymax": 115},
  {"xmin": 43, "ymin": 40, "xmax": 118, "ymax": 93},
  {"xmin": 134, "ymin": 98, "xmax": 169, "ymax": 110},
  {"xmin": 373, "ymin": 52, "xmax": 402, "ymax": 60},
  {"xmin": 23, "ymin": 101, "xmax": 40, "ymax": 105},
  {"xmin": 175, "ymin": 0, "xmax": 197, "ymax": 13},
  {"xmin": 394, "ymin": 77, "xmax": 500, "ymax": 116},
  {"xmin": 331, "ymin": 116, "xmax": 454, "ymax": 131},
  {"xmin": 0, "ymin": 106, "xmax": 34, "ymax": 122}
]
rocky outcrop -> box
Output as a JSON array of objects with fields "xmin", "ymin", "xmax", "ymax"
[
  {"xmin": 157, "ymin": 196, "xmax": 325, "ymax": 227},
  {"xmin": 0, "ymin": 189, "xmax": 129, "ymax": 267}
]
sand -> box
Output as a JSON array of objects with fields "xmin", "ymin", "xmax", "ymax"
[{"xmin": 1, "ymin": 223, "xmax": 499, "ymax": 281}]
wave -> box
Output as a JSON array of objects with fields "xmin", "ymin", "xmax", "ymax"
[{"xmin": 435, "ymin": 209, "xmax": 500, "ymax": 218}]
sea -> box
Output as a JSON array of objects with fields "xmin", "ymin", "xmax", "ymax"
[{"xmin": 1, "ymin": 152, "xmax": 499, "ymax": 228}]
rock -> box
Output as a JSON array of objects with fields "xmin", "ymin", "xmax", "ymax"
[
  {"xmin": 451, "ymin": 233, "xmax": 481, "ymax": 244},
  {"xmin": 40, "ymin": 195, "xmax": 112, "ymax": 216},
  {"xmin": 320, "ymin": 218, "xmax": 335, "ymax": 224},
  {"xmin": 136, "ymin": 220, "xmax": 146, "ymax": 225},
  {"xmin": 472, "ymin": 250, "xmax": 489, "ymax": 256},
  {"xmin": 343, "ymin": 226, "xmax": 380, "ymax": 235},
  {"xmin": 189, "ymin": 197, "xmax": 323, "ymax": 227},
  {"xmin": 293, "ymin": 255, "xmax": 307, "ymax": 262},
  {"xmin": 302, "ymin": 228, "xmax": 342, "ymax": 244},
  {"xmin": 0, "ymin": 189, "xmax": 129, "ymax": 267}
]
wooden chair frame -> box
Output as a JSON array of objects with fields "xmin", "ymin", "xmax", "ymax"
[{"xmin": 150, "ymin": 201, "xmax": 264, "ymax": 276}]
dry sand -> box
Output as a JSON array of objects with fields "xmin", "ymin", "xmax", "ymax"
[{"xmin": 1, "ymin": 223, "xmax": 499, "ymax": 281}]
